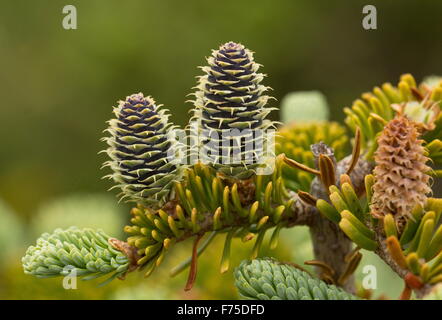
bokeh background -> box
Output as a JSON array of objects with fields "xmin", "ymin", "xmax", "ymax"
[{"xmin": 0, "ymin": 0, "xmax": 441, "ymax": 299}]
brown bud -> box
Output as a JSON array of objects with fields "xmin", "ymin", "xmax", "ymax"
[{"xmin": 370, "ymin": 116, "xmax": 431, "ymax": 224}]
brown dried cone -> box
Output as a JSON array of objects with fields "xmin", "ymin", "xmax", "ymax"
[{"xmin": 371, "ymin": 115, "xmax": 432, "ymax": 227}]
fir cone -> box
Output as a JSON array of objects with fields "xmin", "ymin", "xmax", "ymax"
[
  {"xmin": 191, "ymin": 42, "xmax": 276, "ymax": 179},
  {"xmin": 103, "ymin": 93, "xmax": 182, "ymax": 207},
  {"xmin": 371, "ymin": 115, "xmax": 431, "ymax": 223}
]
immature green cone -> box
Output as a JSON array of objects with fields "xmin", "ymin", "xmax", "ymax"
[
  {"xmin": 234, "ymin": 258, "xmax": 358, "ymax": 300},
  {"xmin": 103, "ymin": 93, "xmax": 182, "ymax": 207},
  {"xmin": 22, "ymin": 227, "xmax": 131, "ymax": 282},
  {"xmin": 371, "ymin": 115, "xmax": 431, "ymax": 223},
  {"xmin": 192, "ymin": 42, "xmax": 276, "ymax": 179}
]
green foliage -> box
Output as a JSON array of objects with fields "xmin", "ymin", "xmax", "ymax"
[
  {"xmin": 22, "ymin": 227, "xmax": 130, "ymax": 284},
  {"xmin": 280, "ymin": 91, "xmax": 329, "ymax": 123},
  {"xmin": 17, "ymin": 26, "xmax": 442, "ymax": 299},
  {"xmin": 108, "ymin": 233, "xmax": 295, "ymax": 300},
  {"xmin": 5, "ymin": 0, "xmax": 442, "ymax": 300},
  {"xmin": 234, "ymin": 258, "xmax": 358, "ymax": 300},
  {"xmin": 13, "ymin": 230, "xmax": 290, "ymax": 299},
  {"xmin": 316, "ymin": 178, "xmax": 378, "ymax": 251},
  {"xmin": 317, "ymin": 173, "xmax": 442, "ymax": 286},
  {"xmin": 384, "ymin": 199, "xmax": 442, "ymax": 285},
  {"xmin": 2, "ymin": 261, "xmax": 121, "ymax": 299},
  {"xmin": 125, "ymin": 158, "xmax": 295, "ymax": 277},
  {"xmin": 276, "ymin": 121, "xmax": 349, "ymax": 191}
]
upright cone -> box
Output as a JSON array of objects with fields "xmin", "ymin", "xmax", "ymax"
[
  {"xmin": 191, "ymin": 42, "xmax": 276, "ymax": 179},
  {"xmin": 103, "ymin": 93, "xmax": 182, "ymax": 207},
  {"xmin": 371, "ymin": 115, "xmax": 431, "ymax": 223}
]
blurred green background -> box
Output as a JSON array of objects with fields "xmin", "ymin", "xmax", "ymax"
[{"xmin": 0, "ymin": 0, "xmax": 441, "ymax": 299}]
